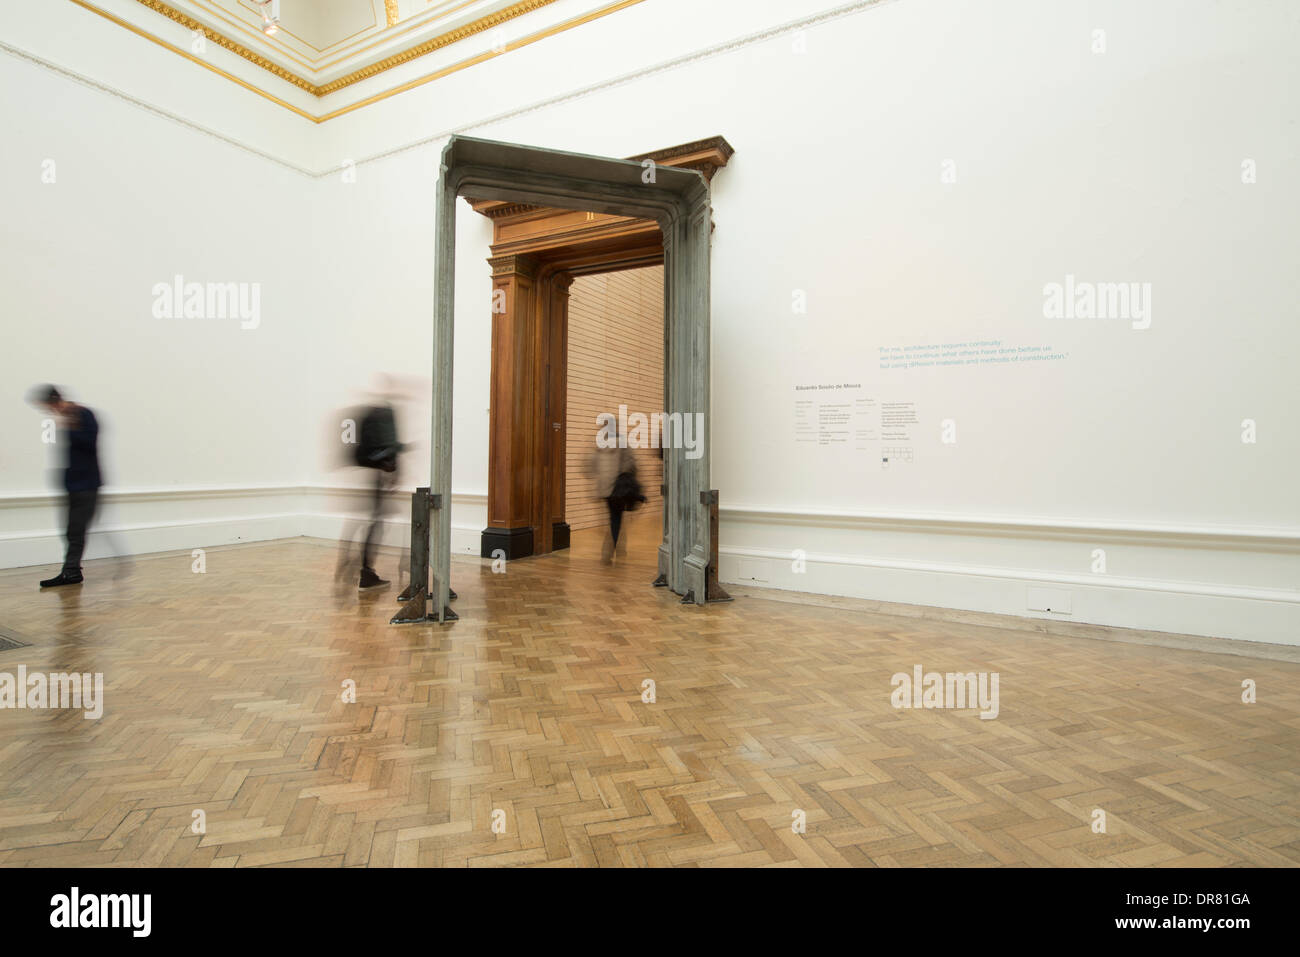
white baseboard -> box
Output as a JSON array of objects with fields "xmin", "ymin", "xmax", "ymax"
[
  {"xmin": 3, "ymin": 485, "xmax": 1296, "ymax": 645},
  {"xmin": 720, "ymin": 506, "xmax": 1300, "ymax": 646},
  {"xmin": 0, "ymin": 513, "xmax": 304, "ymax": 569},
  {"xmin": 297, "ymin": 483, "xmax": 487, "ymax": 557},
  {"xmin": 0, "ymin": 483, "xmax": 490, "ymax": 568}
]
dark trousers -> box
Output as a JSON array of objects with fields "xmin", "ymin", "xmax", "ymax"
[
  {"xmin": 361, "ymin": 471, "xmax": 391, "ymax": 570},
  {"xmin": 63, "ymin": 489, "xmax": 98, "ymax": 573},
  {"xmin": 606, "ymin": 497, "xmax": 626, "ymax": 545}
]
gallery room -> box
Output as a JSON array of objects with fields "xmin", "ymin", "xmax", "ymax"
[{"xmin": 0, "ymin": 0, "xmax": 1295, "ymax": 920}]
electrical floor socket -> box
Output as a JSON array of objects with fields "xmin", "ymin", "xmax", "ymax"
[{"xmin": 1027, "ymin": 587, "xmax": 1072, "ymax": 614}]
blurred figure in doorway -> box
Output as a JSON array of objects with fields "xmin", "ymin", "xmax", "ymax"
[{"xmin": 588, "ymin": 428, "xmax": 646, "ymax": 564}]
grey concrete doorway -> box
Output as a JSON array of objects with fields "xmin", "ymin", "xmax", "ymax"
[{"xmin": 400, "ymin": 136, "xmax": 716, "ymax": 623}]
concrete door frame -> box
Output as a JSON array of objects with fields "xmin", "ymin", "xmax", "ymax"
[
  {"xmin": 411, "ymin": 135, "xmax": 716, "ymax": 622},
  {"xmin": 468, "ymin": 137, "xmax": 731, "ymax": 566}
]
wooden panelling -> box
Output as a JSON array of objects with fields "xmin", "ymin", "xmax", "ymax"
[
  {"xmin": 486, "ymin": 255, "xmax": 540, "ymax": 531},
  {"xmin": 565, "ymin": 267, "xmax": 665, "ymax": 531}
]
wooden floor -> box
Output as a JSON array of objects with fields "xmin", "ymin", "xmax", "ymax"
[{"xmin": 1, "ymin": 508, "xmax": 1297, "ymax": 868}]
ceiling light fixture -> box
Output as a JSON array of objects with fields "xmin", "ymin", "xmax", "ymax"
[{"xmin": 253, "ymin": 0, "xmax": 281, "ymax": 37}]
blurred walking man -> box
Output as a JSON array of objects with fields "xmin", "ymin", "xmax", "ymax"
[
  {"xmin": 587, "ymin": 427, "xmax": 645, "ymax": 565},
  {"xmin": 354, "ymin": 399, "xmax": 404, "ymax": 589},
  {"xmin": 30, "ymin": 385, "xmax": 102, "ymax": 587}
]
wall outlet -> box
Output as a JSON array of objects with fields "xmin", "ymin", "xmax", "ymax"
[{"xmin": 1027, "ymin": 587, "xmax": 1072, "ymax": 614}]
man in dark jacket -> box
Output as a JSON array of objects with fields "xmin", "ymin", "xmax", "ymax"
[{"xmin": 30, "ymin": 385, "xmax": 102, "ymax": 587}]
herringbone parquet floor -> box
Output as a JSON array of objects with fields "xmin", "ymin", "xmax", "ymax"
[{"xmin": 1, "ymin": 509, "xmax": 1297, "ymax": 867}]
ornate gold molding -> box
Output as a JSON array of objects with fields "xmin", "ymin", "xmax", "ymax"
[
  {"xmin": 65, "ymin": 0, "xmax": 319, "ymax": 119},
  {"xmin": 128, "ymin": 0, "xmax": 316, "ymax": 93},
  {"xmin": 122, "ymin": 0, "xmax": 564, "ymax": 97},
  {"xmin": 66, "ymin": 0, "xmax": 648, "ymax": 122},
  {"xmin": 316, "ymin": 0, "xmax": 560, "ymax": 95}
]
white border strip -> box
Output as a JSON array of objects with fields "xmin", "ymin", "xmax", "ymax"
[{"xmin": 722, "ymin": 544, "xmax": 1300, "ymax": 606}]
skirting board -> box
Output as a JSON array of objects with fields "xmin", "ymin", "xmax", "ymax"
[
  {"xmin": 0, "ymin": 484, "xmax": 487, "ymax": 569},
  {"xmin": 2, "ymin": 485, "xmax": 1296, "ymax": 645},
  {"xmin": 0, "ymin": 513, "xmax": 303, "ymax": 570},
  {"xmin": 297, "ymin": 515, "xmax": 482, "ymax": 558},
  {"xmin": 718, "ymin": 505, "xmax": 1300, "ymax": 646},
  {"xmin": 298, "ymin": 484, "xmax": 487, "ymax": 558}
]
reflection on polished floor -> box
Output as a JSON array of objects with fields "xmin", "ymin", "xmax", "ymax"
[{"xmin": 0, "ymin": 506, "xmax": 1297, "ymax": 867}]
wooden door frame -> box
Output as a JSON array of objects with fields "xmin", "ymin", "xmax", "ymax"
[
  {"xmin": 480, "ymin": 231, "xmax": 666, "ymax": 560},
  {"xmin": 412, "ymin": 134, "xmax": 729, "ymax": 622}
]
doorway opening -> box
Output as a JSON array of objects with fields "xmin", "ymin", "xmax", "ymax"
[
  {"xmin": 471, "ymin": 200, "xmax": 664, "ymax": 561},
  {"xmin": 469, "ymin": 138, "xmax": 730, "ymax": 567},
  {"xmin": 399, "ymin": 134, "xmax": 732, "ymax": 623},
  {"xmin": 564, "ymin": 265, "xmax": 665, "ymax": 564}
]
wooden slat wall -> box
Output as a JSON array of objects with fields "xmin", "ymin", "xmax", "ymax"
[{"xmin": 565, "ymin": 266, "xmax": 665, "ymax": 531}]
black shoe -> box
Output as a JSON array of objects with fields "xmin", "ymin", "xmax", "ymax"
[
  {"xmin": 40, "ymin": 570, "xmax": 84, "ymax": 588},
  {"xmin": 359, "ymin": 567, "xmax": 389, "ymax": 590}
]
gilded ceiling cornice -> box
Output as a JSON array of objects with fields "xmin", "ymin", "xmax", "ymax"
[
  {"xmin": 64, "ymin": 0, "xmax": 649, "ymax": 122},
  {"xmin": 317, "ymin": 0, "xmax": 560, "ymax": 95},
  {"xmin": 131, "ymin": 0, "xmax": 315, "ymax": 92},
  {"xmin": 125, "ymin": 0, "xmax": 565, "ymax": 97}
]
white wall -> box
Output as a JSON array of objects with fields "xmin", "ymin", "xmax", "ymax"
[
  {"xmin": 302, "ymin": 154, "xmax": 496, "ymax": 556},
  {"xmin": 0, "ymin": 41, "xmax": 318, "ymax": 565},
  {"xmin": 2, "ymin": 0, "xmax": 1297, "ymax": 643},
  {"xmin": 0, "ymin": 0, "xmax": 319, "ymax": 169}
]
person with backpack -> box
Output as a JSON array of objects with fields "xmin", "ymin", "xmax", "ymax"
[
  {"xmin": 354, "ymin": 399, "xmax": 404, "ymax": 589},
  {"xmin": 588, "ymin": 427, "xmax": 646, "ymax": 564}
]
